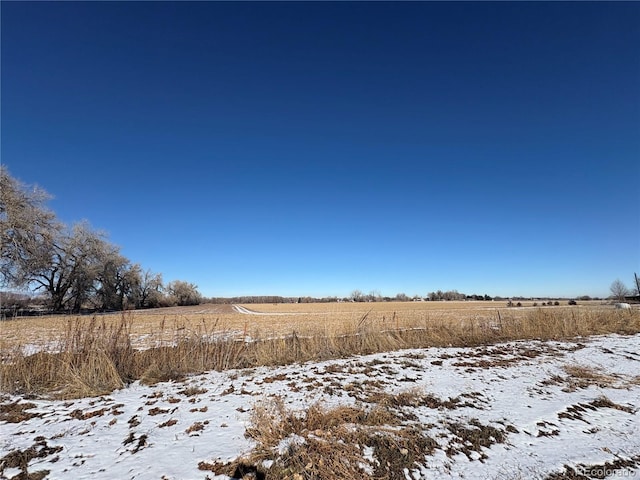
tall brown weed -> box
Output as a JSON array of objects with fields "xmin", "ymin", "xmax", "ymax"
[{"xmin": 1, "ymin": 307, "xmax": 637, "ymax": 398}]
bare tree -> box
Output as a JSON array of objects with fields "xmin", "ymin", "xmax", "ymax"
[
  {"xmin": 166, "ymin": 280, "xmax": 201, "ymax": 306},
  {"xmin": 27, "ymin": 223, "xmax": 113, "ymax": 312},
  {"xmin": 367, "ymin": 290, "xmax": 382, "ymax": 302},
  {"xmin": 94, "ymin": 250, "xmax": 141, "ymax": 311},
  {"xmin": 1, "ymin": 167, "xmax": 207, "ymax": 312},
  {"xmin": 0, "ymin": 166, "xmax": 61, "ymax": 288},
  {"xmin": 350, "ymin": 289, "xmax": 363, "ymax": 302},
  {"xmin": 610, "ymin": 279, "xmax": 630, "ymax": 302},
  {"xmin": 136, "ymin": 269, "xmax": 164, "ymax": 308},
  {"xmin": 395, "ymin": 292, "xmax": 409, "ymax": 302}
]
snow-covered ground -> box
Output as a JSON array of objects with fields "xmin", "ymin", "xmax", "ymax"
[
  {"xmin": 2, "ymin": 334, "xmax": 639, "ymax": 479},
  {"xmin": 232, "ymin": 304, "xmax": 307, "ymax": 316}
]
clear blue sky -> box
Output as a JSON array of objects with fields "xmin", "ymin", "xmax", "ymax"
[{"xmin": 2, "ymin": 2, "xmax": 639, "ymax": 299}]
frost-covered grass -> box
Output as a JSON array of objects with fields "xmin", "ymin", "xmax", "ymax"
[{"xmin": 1, "ymin": 334, "xmax": 639, "ymax": 479}]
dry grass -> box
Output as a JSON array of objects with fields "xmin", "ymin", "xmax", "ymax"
[
  {"xmin": 1, "ymin": 304, "xmax": 638, "ymax": 399},
  {"xmin": 0, "ymin": 315, "xmax": 248, "ymax": 398},
  {"xmin": 444, "ymin": 418, "xmax": 512, "ymax": 461},
  {"xmin": 0, "ymin": 301, "xmax": 610, "ymax": 351},
  {"xmin": 561, "ymin": 364, "xmax": 619, "ymax": 391},
  {"xmin": 203, "ymin": 396, "xmax": 437, "ymax": 480},
  {"xmin": 0, "ymin": 436, "xmax": 62, "ymax": 480},
  {"xmin": 0, "ymin": 399, "xmax": 42, "ymax": 423},
  {"xmin": 546, "ymin": 454, "xmax": 640, "ymax": 479}
]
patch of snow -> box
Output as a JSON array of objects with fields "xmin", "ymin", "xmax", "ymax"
[{"xmin": 276, "ymin": 433, "xmax": 306, "ymax": 455}]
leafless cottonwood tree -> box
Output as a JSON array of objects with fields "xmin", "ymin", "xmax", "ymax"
[
  {"xmin": 1, "ymin": 168, "xmax": 148, "ymax": 312},
  {"xmin": 94, "ymin": 248, "xmax": 142, "ymax": 311},
  {"xmin": 1, "ymin": 168, "xmax": 205, "ymax": 312},
  {"xmin": 610, "ymin": 279, "xmax": 630, "ymax": 302},
  {"xmin": 166, "ymin": 280, "xmax": 202, "ymax": 306},
  {"xmin": 350, "ymin": 289, "xmax": 363, "ymax": 302},
  {"xmin": 136, "ymin": 269, "xmax": 164, "ymax": 308},
  {"xmin": 28, "ymin": 222, "xmax": 113, "ymax": 312},
  {"xmin": 0, "ymin": 166, "xmax": 61, "ymax": 289}
]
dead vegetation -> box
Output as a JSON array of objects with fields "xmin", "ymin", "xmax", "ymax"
[
  {"xmin": 0, "ymin": 437, "xmax": 62, "ymax": 480},
  {"xmin": 207, "ymin": 396, "xmax": 438, "ymax": 480},
  {"xmin": 364, "ymin": 388, "xmax": 484, "ymax": 412},
  {"xmin": 1, "ymin": 307, "xmax": 638, "ymax": 399},
  {"xmin": 561, "ymin": 365, "xmax": 619, "ymax": 391},
  {"xmin": 557, "ymin": 396, "xmax": 636, "ymax": 423},
  {"xmin": 1, "ymin": 320, "xmax": 638, "ymax": 480},
  {"xmin": 0, "ymin": 400, "xmax": 41, "ymax": 423},
  {"xmin": 546, "ymin": 454, "xmax": 640, "ymax": 479},
  {"xmin": 443, "ymin": 418, "xmax": 512, "ymax": 461},
  {"xmin": 540, "ymin": 364, "xmax": 633, "ymax": 393}
]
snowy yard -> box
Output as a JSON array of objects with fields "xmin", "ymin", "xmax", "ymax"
[{"xmin": 2, "ymin": 333, "xmax": 639, "ymax": 479}]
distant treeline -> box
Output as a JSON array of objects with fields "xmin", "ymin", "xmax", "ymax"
[
  {"xmin": 204, "ymin": 293, "xmax": 603, "ymax": 305},
  {"xmin": 1, "ymin": 289, "xmax": 606, "ymax": 319}
]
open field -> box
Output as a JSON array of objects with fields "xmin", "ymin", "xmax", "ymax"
[
  {"xmin": 2, "ymin": 302, "xmax": 639, "ymax": 479},
  {"xmin": 0, "ymin": 301, "xmax": 620, "ymax": 353},
  {"xmin": 1, "ymin": 301, "xmax": 638, "ymax": 397}
]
